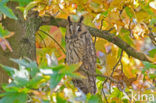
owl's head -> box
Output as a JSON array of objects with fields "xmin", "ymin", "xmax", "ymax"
[{"xmin": 66, "ymin": 16, "xmax": 87, "ymax": 39}]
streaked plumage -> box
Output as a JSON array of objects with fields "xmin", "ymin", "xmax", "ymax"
[{"xmin": 65, "ymin": 16, "xmax": 96, "ymax": 94}]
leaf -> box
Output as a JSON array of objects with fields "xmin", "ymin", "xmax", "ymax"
[
  {"xmin": 0, "ymin": 64, "xmax": 15, "ymax": 76},
  {"xmin": 50, "ymin": 72, "xmax": 64, "ymax": 89},
  {"xmin": 12, "ymin": 68, "xmax": 30, "ymax": 87},
  {"xmin": 0, "ymin": 38, "xmax": 13, "ymax": 52},
  {"xmin": 0, "ymin": 92, "xmax": 27, "ymax": 103},
  {"xmin": 0, "ymin": 61, "xmax": 30, "ymax": 87},
  {"xmin": 143, "ymin": 62, "xmax": 156, "ymax": 69},
  {"xmin": 56, "ymin": 93, "xmax": 67, "ymax": 103},
  {"xmin": 12, "ymin": 0, "xmax": 32, "ymax": 6},
  {"xmin": 42, "ymin": 100, "xmax": 50, "ymax": 103},
  {"xmin": 0, "ymin": 3, "xmax": 17, "ymax": 20},
  {"xmin": 96, "ymin": 69, "xmax": 105, "ymax": 81},
  {"xmin": 150, "ymin": 18, "xmax": 156, "ymax": 26},
  {"xmin": 10, "ymin": 58, "xmax": 39, "ymax": 78},
  {"xmin": 50, "ymin": 65, "xmax": 65, "ymax": 71},
  {"xmin": 13, "ymin": 77, "xmax": 29, "ymax": 87},
  {"xmin": 10, "ymin": 58, "xmax": 38, "ymax": 68},
  {"xmin": 2, "ymin": 86, "xmax": 20, "ymax": 92},
  {"xmin": 120, "ymin": 28, "xmax": 134, "ymax": 46},
  {"xmin": 0, "ymin": 24, "xmax": 10, "ymax": 37},
  {"xmin": 23, "ymin": 1, "xmax": 39, "ymax": 19},
  {"xmin": 125, "ymin": 7, "xmax": 134, "ymax": 18},
  {"xmin": 110, "ymin": 88, "xmax": 124, "ymax": 99},
  {"xmin": 0, "ymin": 0, "xmax": 9, "ymax": 4},
  {"xmin": 60, "ymin": 63, "xmax": 82, "ymax": 78},
  {"xmin": 27, "ymin": 76, "xmax": 43, "ymax": 88},
  {"xmin": 101, "ymin": 11, "xmax": 108, "ymax": 17},
  {"xmin": 143, "ymin": 5, "xmax": 154, "ymax": 16},
  {"xmin": 90, "ymin": 2, "xmax": 99, "ymax": 8},
  {"xmin": 149, "ymin": 74, "xmax": 156, "ymax": 79},
  {"xmin": 88, "ymin": 94, "xmax": 102, "ymax": 103},
  {"xmin": 148, "ymin": 48, "xmax": 156, "ymax": 57},
  {"xmin": 60, "ymin": 63, "xmax": 81, "ymax": 74}
]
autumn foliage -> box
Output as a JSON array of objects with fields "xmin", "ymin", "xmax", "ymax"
[{"xmin": 0, "ymin": 0, "xmax": 156, "ymax": 103}]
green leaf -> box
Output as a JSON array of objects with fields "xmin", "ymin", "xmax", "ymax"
[
  {"xmin": 59, "ymin": 27, "xmax": 66, "ymax": 36},
  {"xmin": 0, "ymin": 92, "xmax": 27, "ymax": 103},
  {"xmin": 125, "ymin": 7, "xmax": 134, "ymax": 18},
  {"xmin": 12, "ymin": 0, "xmax": 32, "ymax": 6},
  {"xmin": 10, "ymin": 58, "xmax": 30, "ymax": 68},
  {"xmin": 0, "ymin": 24, "xmax": 10, "ymax": 37},
  {"xmin": 143, "ymin": 5, "xmax": 154, "ymax": 16},
  {"xmin": 51, "ymin": 65, "xmax": 65, "ymax": 71},
  {"xmin": 0, "ymin": 3, "xmax": 17, "ymax": 20},
  {"xmin": 61, "ymin": 64, "xmax": 80, "ymax": 74},
  {"xmin": 60, "ymin": 64, "xmax": 82, "ymax": 78},
  {"xmin": 0, "ymin": 0, "xmax": 9, "ymax": 4},
  {"xmin": 2, "ymin": 86, "xmax": 19, "ymax": 92},
  {"xmin": 27, "ymin": 76, "xmax": 43, "ymax": 88},
  {"xmin": 101, "ymin": 11, "xmax": 108, "ymax": 17},
  {"xmin": 149, "ymin": 74, "xmax": 156, "ymax": 79},
  {"xmin": 88, "ymin": 94, "xmax": 102, "ymax": 103},
  {"xmin": 148, "ymin": 48, "xmax": 156, "ymax": 57},
  {"xmin": 50, "ymin": 72, "xmax": 64, "ymax": 89},
  {"xmin": 150, "ymin": 18, "xmax": 156, "ymax": 26},
  {"xmin": 1, "ymin": 63, "xmax": 30, "ymax": 87},
  {"xmin": 120, "ymin": 28, "xmax": 134, "ymax": 46},
  {"xmin": 0, "ymin": 64, "xmax": 15, "ymax": 76},
  {"xmin": 56, "ymin": 93, "xmax": 67, "ymax": 103},
  {"xmin": 96, "ymin": 69, "xmax": 105, "ymax": 81},
  {"xmin": 110, "ymin": 88, "xmax": 123, "ymax": 99},
  {"xmin": 2, "ymin": 86, "xmax": 29, "ymax": 93},
  {"xmin": 42, "ymin": 100, "xmax": 50, "ymax": 103},
  {"xmin": 14, "ymin": 76, "xmax": 29, "ymax": 87},
  {"xmin": 23, "ymin": 1, "xmax": 39, "ymax": 19},
  {"xmin": 143, "ymin": 62, "xmax": 156, "ymax": 69},
  {"xmin": 10, "ymin": 58, "xmax": 39, "ymax": 77}
]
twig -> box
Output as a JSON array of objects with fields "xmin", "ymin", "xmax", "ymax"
[
  {"xmin": 107, "ymin": 27, "xmax": 114, "ymax": 32},
  {"xmin": 148, "ymin": 32, "xmax": 156, "ymax": 46},
  {"xmin": 95, "ymin": 74, "xmax": 118, "ymax": 83},
  {"xmin": 37, "ymin": 33, "xmax": 47, "ymax": 47},
  {"xmin": 109, "ymin": 49, "xmax": 123, "ymax": 92},
  {"xmin": 103, "ymin": 89, "xmax": 108, "ymax": 103},
  {"xmin": 121, "ymin": 59, "xmax": 123, "ymax": 73},
  {"xmin": 110, "ymin": 49, "xmax": 123, "ymax": 77},
  {"xmin": 80, "ymin": 67, "xmax": 119, "ymax": 83},
  {"xmin": 80, "ymin": 66, "xmax": 119, "ymax": 103},
  {"xmin": 39, "ymin": 30, "xmax": 66, "ymax": 54},
  {"xmin": 101, "ymin": 49, "xmax": 123, "ymax": 96}
]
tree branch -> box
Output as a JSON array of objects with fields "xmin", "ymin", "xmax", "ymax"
[{"xmin": 41, "ymin": 16, "xmax": 154, "ymax": 63}]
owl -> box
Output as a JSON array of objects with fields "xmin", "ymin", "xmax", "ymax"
[{"xmin": 65, "ymin": 16, "xmax": 96, "ymax": 94}]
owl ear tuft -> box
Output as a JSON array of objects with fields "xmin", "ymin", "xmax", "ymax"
[
  {"xmin": 78, "ymin": 16, "xmax": 84, "ymax": 23},
  {"xmin": 67, "ymin": 16, "xmax": 72, "ymax": 24}
]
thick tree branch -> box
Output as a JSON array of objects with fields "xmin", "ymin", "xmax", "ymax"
[{"xmin": 41, "ymin": 16, "xmax": 153, "ymax": 63}]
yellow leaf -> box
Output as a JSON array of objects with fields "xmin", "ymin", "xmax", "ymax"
[
  {"xmin": 105, "ymin": 45, "xmax": 118, "ymax": 76},
  {"xmin": 24, "ymin": 1, "xmax": 40, "ymax": 19}
]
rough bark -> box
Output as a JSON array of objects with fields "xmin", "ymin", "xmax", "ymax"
[{"xmin": 0, "ymin": 2, "xmax": 41, "ymax": 85}]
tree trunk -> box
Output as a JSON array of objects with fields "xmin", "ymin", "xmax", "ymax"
[{"xmin": 0, "ymin": 2, "xmax": 41, "ymax": 85}]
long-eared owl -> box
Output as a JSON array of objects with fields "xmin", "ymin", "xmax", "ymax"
[{"xmin": 65, "ymin": 16, "xmax": 96, "ymax": 94}]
